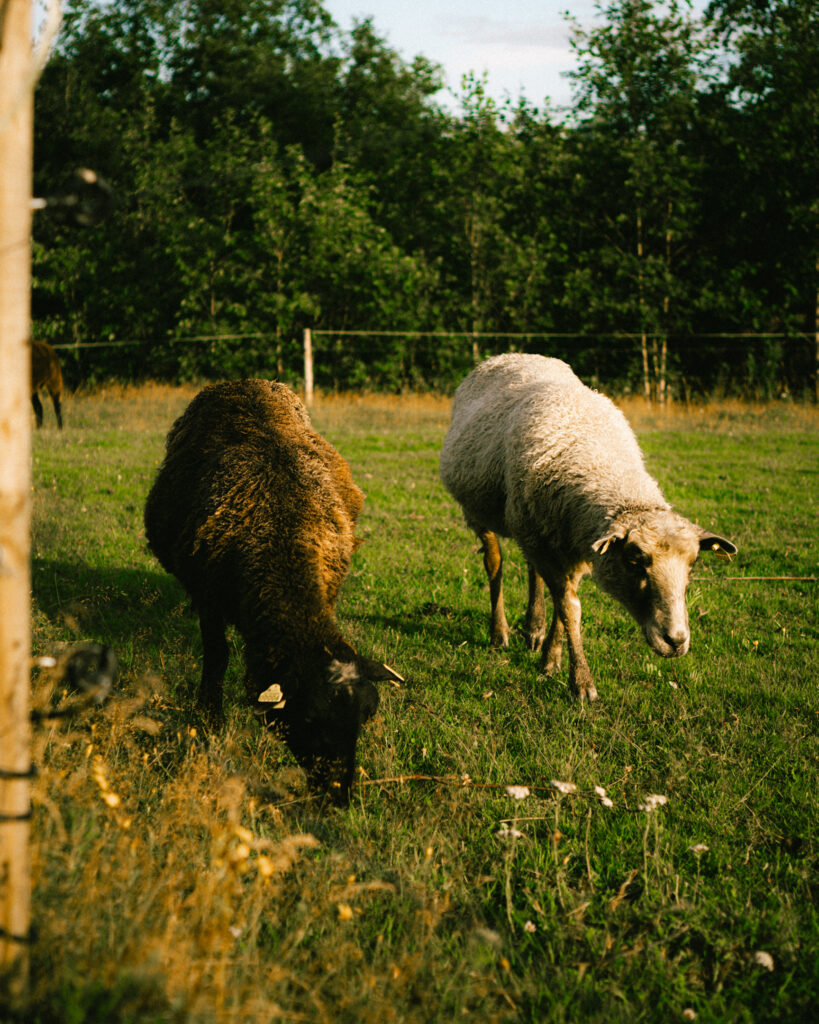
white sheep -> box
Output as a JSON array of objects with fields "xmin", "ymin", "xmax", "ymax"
[{"xmin": 439, "ymin": 354, "xmax": 737, "ymax": 701}]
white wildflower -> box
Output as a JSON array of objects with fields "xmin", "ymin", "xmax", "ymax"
[
  {"xmin": 638, "ymin": 793, "xmax": 668, "ymax": 812},
  {"xmin": 600, "ymin": 796, "xmax": 614, "ymax": 808},
  {"xmin": 495, "ymin": 825, "xmax": 523, "ymax": 840},
  {"xmin": 550, "ymin": 779, "xmax": 577, "ymax": 795},
  {"xmin": 523, "ymin": 920, "xmax": 537, "ymax": 933},
  {"xmin": 594, "ymin": 785, "xmax": 607, "ymax": 797},
  {"xmin": 688, "ymin": 843, "xmax": 709, "ymax": 855},
  {"xmin": 475, "ymin": 926, "xmax": 503, "ymax": 947},
  {"xmin": 229, "ymin": 925, "xmax": 243, "ymax": 939},
  {"xmin": 682, "ymin": 1009, "xmax": 697, "ymax": 1021},
  {"xmin": 505, "ymin": 785, "xmax": 530, "ymax": 800},
  {"xmin": 754, "ymin": 950, "xmax": 774, "ymax": 972}
]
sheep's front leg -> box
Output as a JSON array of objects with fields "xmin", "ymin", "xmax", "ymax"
[
  {"xmin": 524, "ymin": 563, "xmax": 547, "ymax": 651},
  {"xmin": 545, "ymin": 573, "xmax": 597, "ymax": 702},
  {"xmin": 540, "ymin": 610, "xmax": 564, "ymax": 675},
  {"xmin": 50, "ymin": 392, "xmax": 63, "ymax": 429},
  {"xmin": 198, "ymin": 605, "xmax": 229, "ymax": 719},
  {"xmin": 31, "ymin": 393, "xmax": 44, "ymax": 428},
  {"xmin": 478, "ymin": 530, "xmax": 509, "ymax": 648}
]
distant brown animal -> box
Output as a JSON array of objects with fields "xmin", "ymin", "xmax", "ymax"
[
  {"xmin": 144, "ymin": 379, "xmax": 402, "ymax": 805},
  {"xmin": 30, "ymin": 339, "xmax": 63, "ymax": 428}
]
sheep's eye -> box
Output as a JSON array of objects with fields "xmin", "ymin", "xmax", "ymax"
[{"xmin": 625, "ymin": 547, "xmax": 649, "ymax": 571}]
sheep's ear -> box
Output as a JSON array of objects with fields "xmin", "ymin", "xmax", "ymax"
[
  {"xmin": 358, "ymin": 657, "xmax": 404, "ymax": 686},
  {"xmin": 591, "ymin": 523, "xmax": 628, "ymax": 555},
  {"xmin": 697, "ymin": 531, "xmax": 737, "ymax": 561}
]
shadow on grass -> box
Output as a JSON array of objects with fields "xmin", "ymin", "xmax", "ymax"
[
  {"xmin": 1, "ymin": 972, "xmax": 186, "ymax": 1024},
  {"xmin": 29, "ymin": 556, "xmax": 220, "ymax": 715},
  {"xmin": 32, "ymin": 556, "xmax": 194, "ymax": 650}
]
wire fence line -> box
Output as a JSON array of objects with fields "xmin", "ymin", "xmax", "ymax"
[
  {"xmin": 50, "ymin": 332, "xmax": 272, "ymax": 350},
  {"xmin": 302, "ymin": 328, "xmax": 818, "ymax": 402},
  {"xmin": 50, "ymin": 329, "xmax": 818, "ymax": 350},
  {"xmin": 42, "ymin": 327, "xmax": 818, "ymax": 400},
  {"xmin": 310, "ymin": 330, "xmax": 818, "ymax": 340}
]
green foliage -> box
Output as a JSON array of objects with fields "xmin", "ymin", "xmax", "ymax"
[
  {"xmin": 30, "ymin": 0, "xmax": 819, "ymax": 397},
  {"xmin": 24, "ymin": 387, "xmax": 819, "ymax": 1023}
]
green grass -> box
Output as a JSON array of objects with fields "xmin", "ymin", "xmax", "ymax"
[{"xmin": 13, "ymin": 386, "xmax": 819, "ymax": 1023}]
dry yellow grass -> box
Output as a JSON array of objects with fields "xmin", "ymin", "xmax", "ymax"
[
  {"xmin": 29, "ymin": 672, "xmax": 453, "ymax": 1023},
  {"xmin": 68, "ymin": 379, "xmax": 819, "ymax": 438}
]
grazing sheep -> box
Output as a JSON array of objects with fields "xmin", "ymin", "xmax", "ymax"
[
  {"xmin": 440, "ymin": 354, "xmax": 737, "ymax": 702},
  {"xmin": 144, "ymin": 379, "xmax": 402, "ymax": 803},
  {"xmin": 30, "ymin": 339, "xmax": 63, "ymax": 428}
]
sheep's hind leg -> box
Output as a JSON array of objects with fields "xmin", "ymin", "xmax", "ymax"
[
  {"xmin": 540, "ymin": 611, "xmax": 564, "ymax": 675},
  {"xmin": 50, "ymin": 391, "xmax": 63, "ymax": 429},
  {"xmin": 478, "ymin": 530, "xmax": 510, "ymax": 648},
  {"xmin": 198, "ymin": 605, "xmax": 229, "ymax": 720},
  {"xmin": 31, "ymin": 393, "xmax": 43, "ymax": 428},
  {"xmin": 524, "ymin": 564, "xmax": 547, "ymax": 651},
  {"xmin": 544, "ymin": 573, "xmax": 597, "ymax": 702},
  {"xmin": 531, "ymin": 560, "xmax": 563, "ymax": 672}
]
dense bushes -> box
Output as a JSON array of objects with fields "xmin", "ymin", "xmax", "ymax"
[{"xmin": 32, "ymin": 1, "xmax": 819, "ymax": 397}]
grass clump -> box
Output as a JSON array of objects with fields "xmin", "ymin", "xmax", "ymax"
[{"xmin": 14, "ymin": 387, "xmax": 819, "ymax": 1022}]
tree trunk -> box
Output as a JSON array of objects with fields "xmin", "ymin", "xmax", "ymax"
[
  {"xmin": 814, "ymin": 252, "xmax": 819, "ymax": 404},
  {"xmin": 469, "ymin": 210, "xmax": 481, "ymax": 364},
  {"xmin": 641, "ymin": 331, "xmax": 651, "ymax": 400},
  {"xmin": 660, "ymin": 205, "xmax": 671, "ymax": 406},
  {"xmin": 637, "ymin": 209, "xmax": 651, "ymax": 400}
]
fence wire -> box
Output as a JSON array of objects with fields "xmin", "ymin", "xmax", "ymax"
[{"xmin": 45, "ymin": 329, "xmax": 817, "ymax": 398}]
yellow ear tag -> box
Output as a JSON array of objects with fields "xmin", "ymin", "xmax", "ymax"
[
  {"xmin": 258, "ymin": 683, "xmax": 286, "ymax": 708},
  {"xmin": 712, "ymin": 543, "xmax": 733, "ymax": 563}
]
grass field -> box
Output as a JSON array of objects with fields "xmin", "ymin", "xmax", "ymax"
[{"xmin": 11, "ymin": 385, "xmax": 819, "ymax": 1023}]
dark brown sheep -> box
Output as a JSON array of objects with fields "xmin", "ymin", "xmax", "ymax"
[
  {"xmin": 144, "ymin": 379, "xmax": 401, "ymax": 804},
  {"xmin": 31, "ymin": 339, "xmax": 63, "ymax": 428}
]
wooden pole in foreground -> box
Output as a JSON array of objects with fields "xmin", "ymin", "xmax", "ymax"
[{"xmin": 0, "ymin": 0, "xmax": 34, "ymax": 995}]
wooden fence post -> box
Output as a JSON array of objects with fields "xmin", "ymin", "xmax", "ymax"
[
  {"xmin": 0, "ymin": 0, "xmax": 34, "ymax": 996},
  {"xmin": 304, "ymin": 327, "xmax": 314, "ymax": 406}
]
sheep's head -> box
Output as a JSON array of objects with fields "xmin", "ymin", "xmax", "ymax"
[
  {"xmin": 257, "ymin": 648, "xmax": 402, "ymax": 806},
  {"xmin": 592, "ymin": 512, "xmax": 737, "ymax": 659}
]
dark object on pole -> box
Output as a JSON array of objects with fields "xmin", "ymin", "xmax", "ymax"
[{"xmin": 32, "ymin": 167, "xmax": 113, "ymax": 227}]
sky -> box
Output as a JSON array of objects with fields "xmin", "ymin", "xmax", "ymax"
[
  {"xmin": 322, "ymin": 0, "xmax": 600, "ymax": 114},
  {"xmin": 324, "ymin": 1, "xmax": 714, "ymax": 115}
]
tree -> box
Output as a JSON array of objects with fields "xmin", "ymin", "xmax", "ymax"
[
  {"xmin": 565, "ymin": 0, "xmax": 708, "ymax": 399},
  {"xmin": 162, "ymin": 0, "xmax": 339, "ymax": 167},
  {"xmin": 699, "ymin": 0, "xmax": 819, "ymax": 397},
  {"xmin": 333, "ymin": 17, "xmax": 446, "ymax": 236}
]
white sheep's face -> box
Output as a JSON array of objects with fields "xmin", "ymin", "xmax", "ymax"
[{"xmin": 593, "ymin": 515, "xmax": 737, "ymax": 659}]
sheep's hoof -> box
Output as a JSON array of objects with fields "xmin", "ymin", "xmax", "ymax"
[
  {"xmin": 489, "ymin": 632, "xmax": 510, "ymax": 649},
  {"xmin": 539, "ymin": 649, "xmax": 562, "ymax": 676},
  {"xmin": 525, "ymin": 629, "xmax": 546, "ymax": 652},
  {"xmin": 197, "ymin": 695, "xmax": 225, "ymax": 725},
  {"xmin": 569, "ymin": 675, "xmax": 598, "ymax": 703}
]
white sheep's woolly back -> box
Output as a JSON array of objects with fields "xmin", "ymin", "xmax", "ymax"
[{"xmin": 440, "ymin": 354, "xmax": 668, "ymax": 551}]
